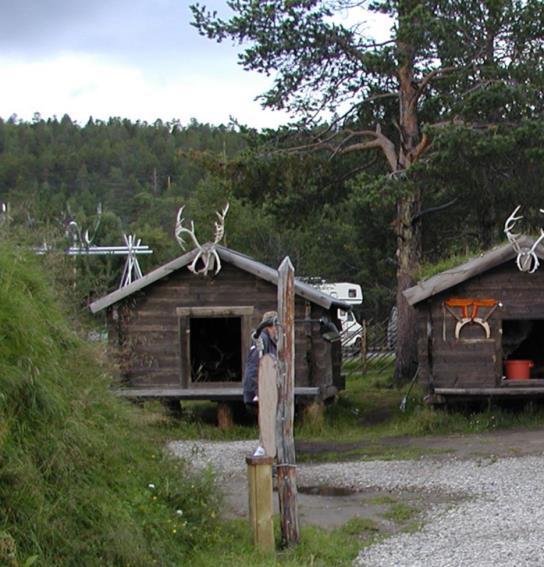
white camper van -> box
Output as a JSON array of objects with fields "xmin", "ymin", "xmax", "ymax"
[{"xmin": 314, "ymin": 282, "xmax": 363, "ymax": 348}]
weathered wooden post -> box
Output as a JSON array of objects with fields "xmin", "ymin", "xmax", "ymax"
[
  {"xmin": 246, "ymin": 454, "xmax": 275, "ymax": 552},
  {"xmin": 361, "ymin": 319, "xmax": 368, "ymax": 376},
  {"xmin": 217, "ymin": 402, "xmax": 233, "ymax": 430},
  {"xmin": 276, "ymin": 256, "xmax": 300, "ymax": 546}
]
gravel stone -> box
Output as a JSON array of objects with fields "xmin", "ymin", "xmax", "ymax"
[{"xmin": 167, "ymin": 440, "xmax": 544, "ymax": 566}]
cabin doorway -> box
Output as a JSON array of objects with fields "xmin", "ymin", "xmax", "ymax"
[
  {"xmin": 177, "ymin": 306, "xmax": 254, "ymax": 387},
  {"xmin": 502, "ymin": 319, "xmax": 544, "ymax": 379},
  {"xmin": 190, "ymin": 317, "xmax": 242, "ymax": 383}
]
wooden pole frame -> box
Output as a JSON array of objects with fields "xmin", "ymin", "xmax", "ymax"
[{"xmin": 275, "ymin": 257, "xmax": 300, "ymax": 546}]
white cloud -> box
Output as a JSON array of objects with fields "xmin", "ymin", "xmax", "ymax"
[{"xmin": 0, "ymin": 53, "xmax": 289, "ymax": 128}]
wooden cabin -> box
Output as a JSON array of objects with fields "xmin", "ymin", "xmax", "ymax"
[
  {"xmin": 403, "ymin": 238, "xmax": 544, "ymax": 403},
  {"xmin": 90, "ymin": 244, "xmax": 349, "ymax": 406}
]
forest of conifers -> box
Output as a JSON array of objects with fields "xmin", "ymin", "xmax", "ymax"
[{"xmin": 1, "ymin": 113, "xmax": 544, "ymax": 321}]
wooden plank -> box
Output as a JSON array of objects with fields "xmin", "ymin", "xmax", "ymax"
[
  {"xmin": 258, "ymin": 354, "xmax": 277, "ymax": 458},
  {"xmin": 126, "ymin": 346, "xmax": 178, "ymax": 357},
  {"xmin": 432, "ymin": 353, "xmax": 497, "ymax": 366},
  {"xmin": 115, "ymin": 386, "xmax": 320, "ymax": 400},
  {"xmin": 431, "ymin": 367, "xmax": 497, "ymax": 387},
  {"xmin": 503, "ymin": 379, "xmax": 544, "ymax": 387},
  {"xmin": 179, "ymin": 317, "xmax": 190, "ymax": 387},
  {"xmin": 436, "ymin": 387, "xmax": 544, "ymax": 396},
  {"xmin": 127, "ymin": 368, "xmax": 179, "ymax": 376},
  {"xmin": 125, "ymin": 324, "xmax": 178, "ymax": 334},
  {"xmin": 176, "ymin": 306, "xmax": 255, "ymax": 317}
]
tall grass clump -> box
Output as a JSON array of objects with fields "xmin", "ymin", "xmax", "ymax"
[{"xmin": 0, "ymin": 244, "xmax": 219, "ymax": 565}]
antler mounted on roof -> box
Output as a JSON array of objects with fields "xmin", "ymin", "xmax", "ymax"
[
  {"xmin": 174, "ymin": 203, "xmax": 229, "ymax": 276},
  {"xmin": 64, "ymin": 203, "xmax": 103, "ymax": 247},
  {"xmin": 504, "ymin": 205, "xmax": 544, "ymax": 273}
]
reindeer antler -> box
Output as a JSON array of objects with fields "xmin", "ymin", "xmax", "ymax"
[
  {"xmin": 504, "ymin": 205, "xmax": 523, "ymax": 253},
  {"xmin": 504, "ymin": 206, "xmax": 544, "ymax": 273},
  {"xmin": 175, "ymin": 206, "xmax": 201, "ymax": 251},
  {"xmin": 525, "ymin": 210, "xmax": 544, "ymax": 273},
  {"xmin": 174, "ymin": 202, "xmax": 229, "ymax": 276},
  {"xmin": 83, "ymin": 202, "xmax": 102, "ymax": 246},
  {"xmin": 213, "ymin": 203, "xmax": 229, "ymax": 245}
]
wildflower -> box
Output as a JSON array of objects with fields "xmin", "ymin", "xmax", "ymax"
[
  {"xmin": 152, "ymin": 496, "xmax": 157, "ymax": 501},
  {"xmin": 172, "ymin": 528, "xmax": 177, "ymax": 534},
  {"xmin": 148, "ymin": 483, "xmax": 156, "ymax": 490},
  {"xmin": 176, "ymin": 509, "xmax": 183, "ymax": 516}
]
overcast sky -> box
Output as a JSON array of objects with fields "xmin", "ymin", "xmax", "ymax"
[
  {"xmin": 1, "ymin": 0, "xmax": 285, "ymax": 128},
  {"xmin": 1, "ymin": 1, "xmax": 386, "ymax": 129}
]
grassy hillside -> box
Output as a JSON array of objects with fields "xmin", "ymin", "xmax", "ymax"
[{"xmin": 0, "ymin": 244, "xmax": 219, "ymax": 566}]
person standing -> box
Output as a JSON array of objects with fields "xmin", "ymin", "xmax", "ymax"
[{"xmin": 243, "ymin": 310, "xmax": 277, "ymax": 413}]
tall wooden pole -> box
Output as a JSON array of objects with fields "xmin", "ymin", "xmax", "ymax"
[{"xmin": 276, "ymin": 256, "xmax": 300, "ymax": 546}]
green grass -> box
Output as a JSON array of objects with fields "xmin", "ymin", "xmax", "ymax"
[
  {"xmin": 369, "ymin": 495, "xmax": 399, "ymax": 506},
  {"xmin": 0, "ymin": 244, "xmax": 220, "ymax": 566},
  {"xmin": 189, "ymin": 516, "xmax": 381, "ymax": 566},
  {"xmin": 382, "ymin": 503, "xmax": 419, "ymax": 523},
  {"xmin": 162, "ymin": 360, "xmax": 544, "ymax": 463},
  {"xmin": 416, "ymin": 249, "xmax": 483, "ymax": 281}
]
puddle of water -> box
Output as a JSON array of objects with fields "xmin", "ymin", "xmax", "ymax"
[{"xmin": 298, "ymin": 485, "xmax": 356, "ymax": 497}]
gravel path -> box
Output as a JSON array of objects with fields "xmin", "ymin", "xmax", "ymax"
[{"xmin": 168, "ymin": 439, "xmax": 544, "ymax": 566}]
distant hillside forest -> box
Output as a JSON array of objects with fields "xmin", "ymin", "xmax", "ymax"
[{"xmin": 1, "ymin": 114, "xmax": 544, "ymax": 319}]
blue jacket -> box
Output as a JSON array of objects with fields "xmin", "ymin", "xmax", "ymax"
[{"xmin": 242, "ymin": 328, "xmax": 277, "ymax": 404}]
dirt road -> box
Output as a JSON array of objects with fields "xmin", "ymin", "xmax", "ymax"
[{"xmin": 169, "ymin": 426, "xmax": 544, "ymax": 534}]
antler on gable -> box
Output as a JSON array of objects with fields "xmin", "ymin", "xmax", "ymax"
[
  {"xmin": 504, "ymin": 205, "xmax": 544, "ymax": 273},
  {"xmin": 174, "ymin": 203, "xmax": 229, "ymax": 276},
  {"xmin": 175, "ymin": 206, "xmax": 201, "ymax": 251},
  {"xmin": 213, "ymin": 203, "xmax": 229, "ymax": 245},
  {"xmin": 504, "ymin": 205, "xmax": 523, "ymax": 252}
]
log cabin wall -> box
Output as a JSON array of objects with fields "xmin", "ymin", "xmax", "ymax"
[
  {"xmin": 107, "ymin": 262, "xmax": 338, "ymax": 391},
  {"xmin": 417, "ymin": 261, "xmax": 544, "ymax": 390}
]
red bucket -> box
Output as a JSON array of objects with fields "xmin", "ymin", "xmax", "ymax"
[{"xmin": 504, "ymin": 360, "xmax": 534, "ymax": 380}]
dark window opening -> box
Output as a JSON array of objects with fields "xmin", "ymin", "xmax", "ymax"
[
  {"xmin": 503, "ymin": 319, "xmax": 544, "ymax": 378},
  {"xmin": 189, "ymin": 317, "xmax": 242, "ymax": 383}
]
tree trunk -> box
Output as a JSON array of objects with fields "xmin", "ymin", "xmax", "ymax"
[
  {"xmin": 394, "ymin": 188, "xmax": 421, "ymax": 382},
  {"xmin": 477, "ymin": 169, "xmax": 498, "ymax": 249},
  {"xmin": 394, "ymin": 7, "xmax": 423, "ymax": 381}
]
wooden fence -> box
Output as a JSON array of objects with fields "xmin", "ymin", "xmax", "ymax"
[{"xmin": 342, "ymin": 316, "xmax": 396, "ymax": 377}]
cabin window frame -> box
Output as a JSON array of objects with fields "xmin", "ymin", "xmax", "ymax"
[{"xmin": 176, "ymin": 306, "xmax": 254, "ymax": 388}]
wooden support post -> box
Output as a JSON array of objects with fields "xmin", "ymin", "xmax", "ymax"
[
  {"xmin": 302, "ymin": 401, "xmax": 324, "ymax": 429},
  {"xmin": 276, "ymin": 257, "xmax": 300, "ymax": 547},
  {"xmin": 217, "ymin": 402, "xmax": 234, "ymax": 430},
  {"xmin": 361, "ymin": 319, "xmax": 368, "ymax": 376},
  {"xmin": 246, "ymin": 455, "xmax": 275, "ymax": 553}
]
